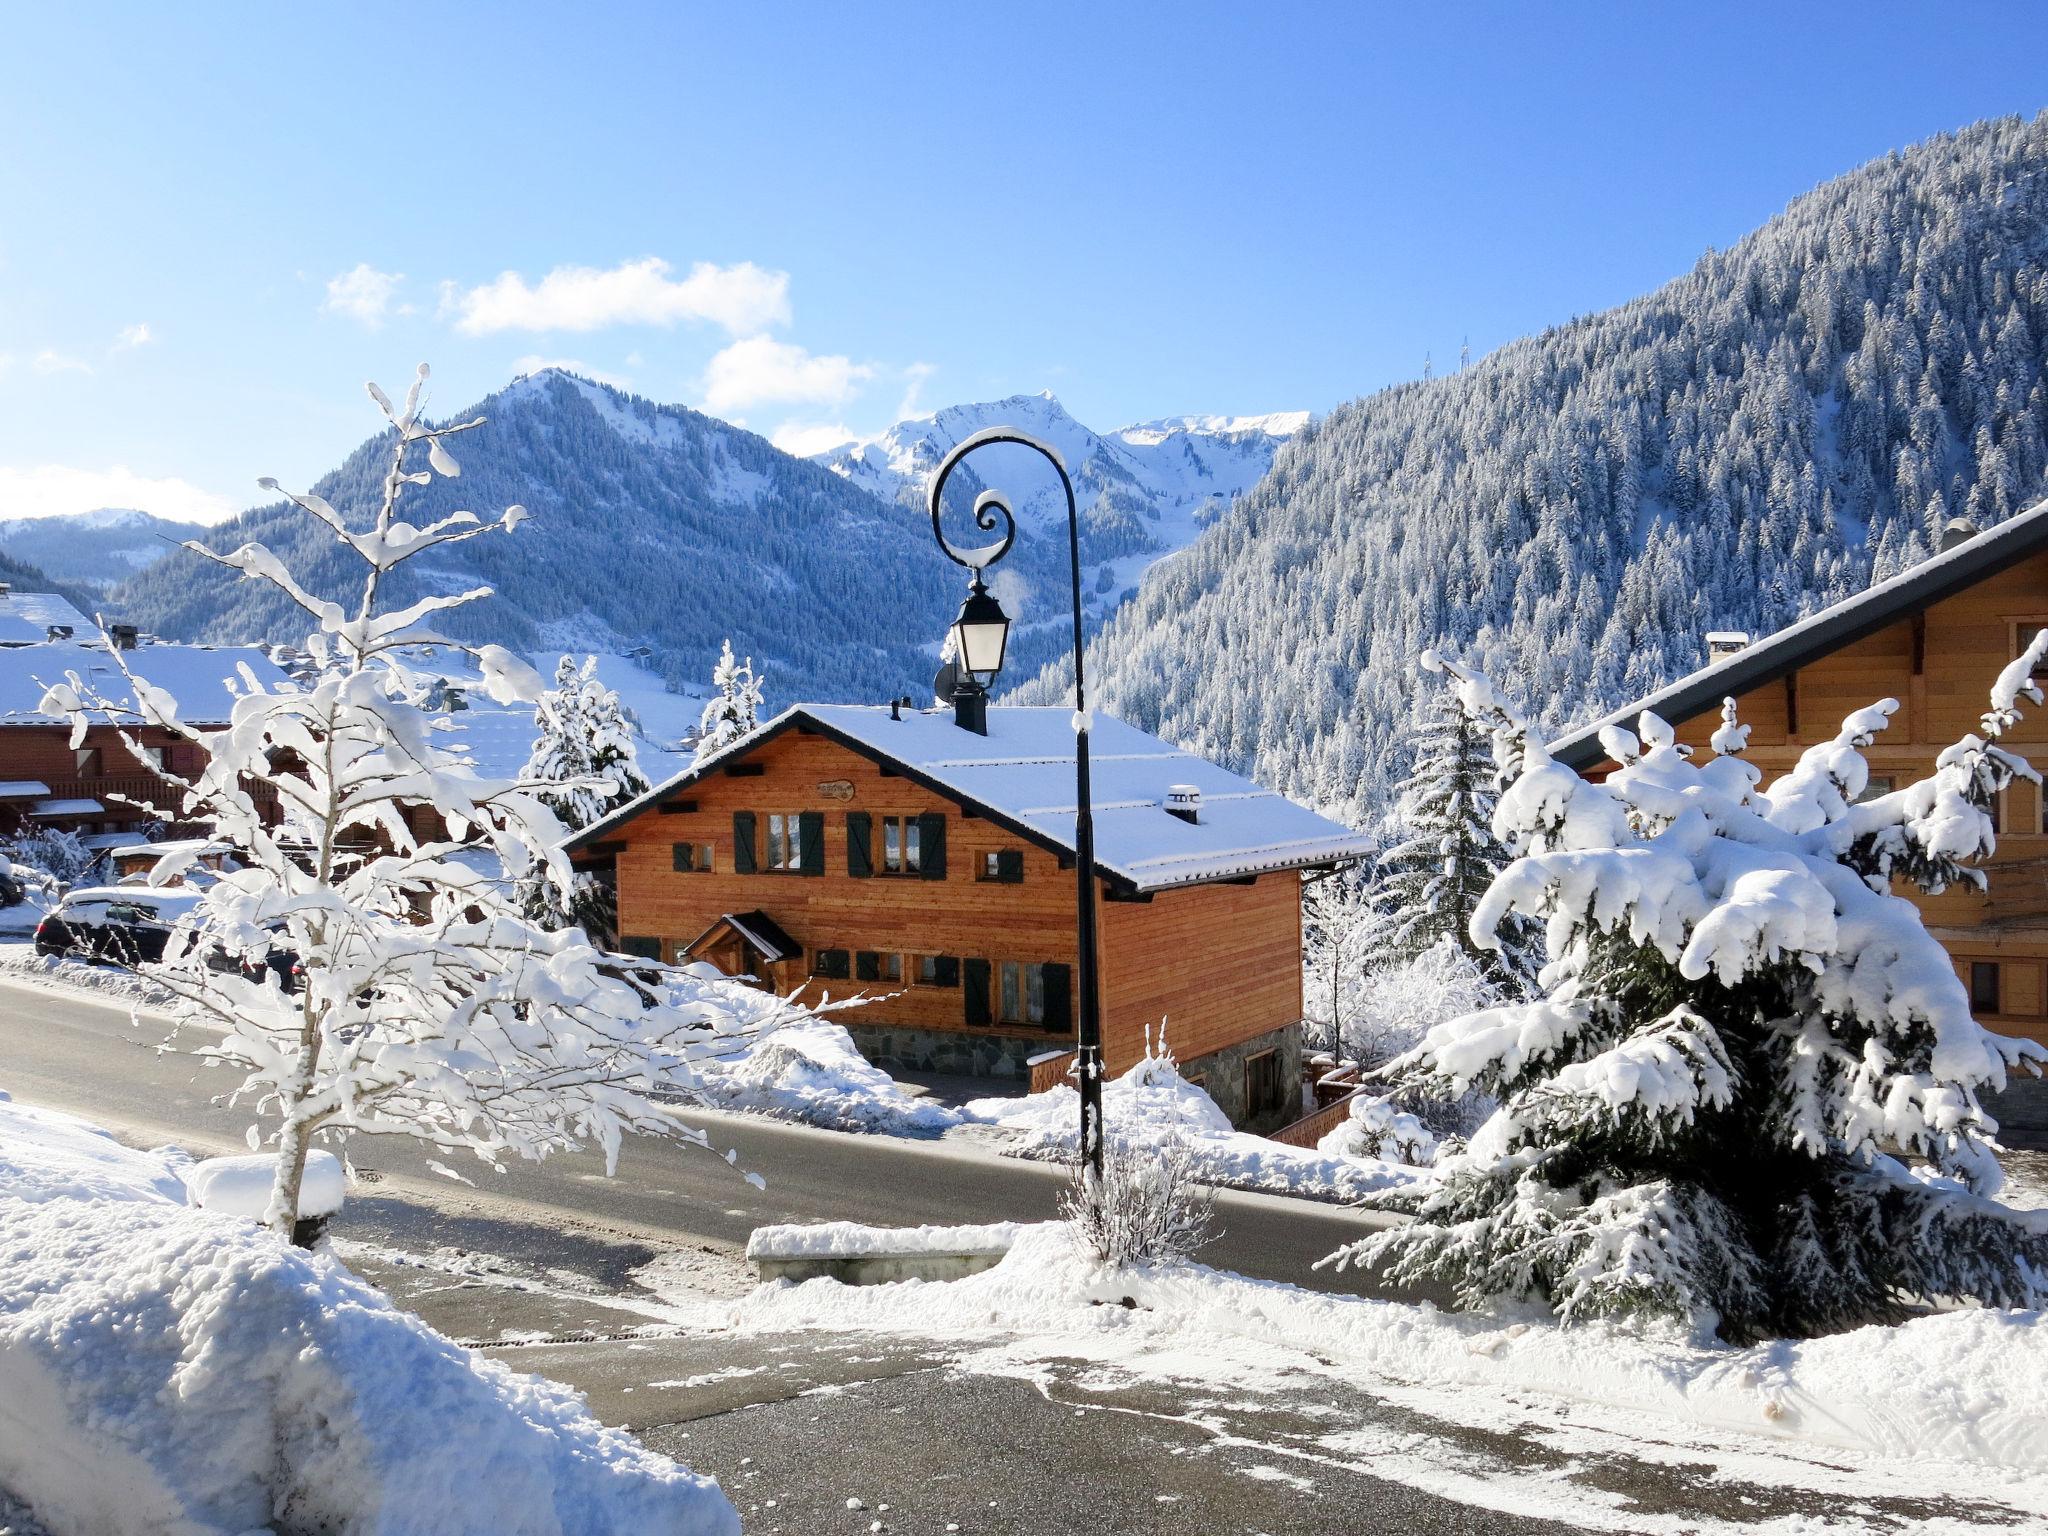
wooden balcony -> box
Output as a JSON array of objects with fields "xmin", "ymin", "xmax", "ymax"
[{"xmin": 44, "ymin": 772, "xmax": 281, "ymax": 821}]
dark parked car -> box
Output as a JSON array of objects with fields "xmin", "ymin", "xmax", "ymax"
[{"xmin": 33, "ymin": 887, "xmax": 202, "ymax": 966}]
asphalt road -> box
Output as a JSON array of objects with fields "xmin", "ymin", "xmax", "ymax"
[{"xmin": 0, "ymin": 973, "xmax": 1415, "ymax": 1297}]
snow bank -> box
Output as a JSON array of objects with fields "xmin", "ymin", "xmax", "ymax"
[
  {"xmin": 962, "ymin": 1049, "xmax": 1425, "ymax": 1203},
  {"xmin": 0, "ymin": 1094, "xmax": 737, "ymax": 1536},
  {"xmin": 697, "ymin": 1017, "xmax": 957, "ymax": 1137},
  {"xmin": 747, "ymin": 1219, "xmax": 1025, "ymax": 1261},
  {"xmin": 728, "ymin": 1221, "xmax": 2048, "ymax": 1477},
  {"xmin": 187, "ymin": 1149, "xmax": 346, "ymax": 1220},
  {"xmin": 0, "ymin": 938, "xmax": 172, "ymax": 1006}
]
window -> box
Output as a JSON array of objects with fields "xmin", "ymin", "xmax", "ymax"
[
  {"xmin": 1970, "ymin": 961, "xmax": 2001, "ymax": 1014},
  {"xmin": 881, "ymin": 815, "xmax": 923, "ymax": 875},
  {"xmin": 1245, "ymin": 1050, "xmax": 1286, "ymax": 1122},
  {"xmin": 881, "ymin": 952, "xmax": 903, "ymax": 982},
  {"xmin": 1855, "ymin": 775, "xmax": 1894, "ymax": 805},
  {"xmin": 978, "ymin": 849, "xmax": 1024, "ymax": 883},
  {"xmin": 74, "ymin": 747, "xmax": 102, "ymax": 778},
  {"xmin": 671, "ymin": 842, "xmax": 714, "ymax": 873},
  {"xmin": 853, "ymin": 951, "xmax": 905, "ymax": 985},
  {"xmin": 997, "ymin": 961, "xmax": 1049, "ymax": 1025},
  {"xmin": 811, "ymin": 948, "xmax": 851, "ymax": 980},
  {"xmin": 915, "ymin": 954, "xmax": 959, "ymax": 987},
  {"xmin": 142, "ymin": 745, "xmax": 171, "ymax": 772},
  {"xmin": 765, "ymin": 811, "xmax": 803, "ymax": 872},
  {"xmin": 1992, "ymin": 790, "xmax": 2007, "ymax": 836}
]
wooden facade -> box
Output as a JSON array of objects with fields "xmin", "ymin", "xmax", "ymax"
[
  {"xmin": 586, "ymin": 723, "xmax": 1310, "ymax": 1116},
  {"xmin": 1571, "ymin": 543, "xmax": 2048, "ymax": 1051},
  {"xmin": 0, "ymin": 722, "xmax": 211, "ymax": 834}
]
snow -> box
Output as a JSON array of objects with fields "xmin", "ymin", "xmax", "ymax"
[
  {"xmin": 695, "ymin": 1016, "xmax": 957, "ymax": 1137},
  {"xmin": 1, "ymin": 639, "xmax": 287, "ymax": 725},
  {"xmin": 0, "ymin": 590, "xmax": 92, "ymax": 647},
  {"xmin": 590, "ymin": 702, "xmax": 1374, "ymax": 891},
  {"xmin": 0, "ymin": 1093, "xmax": 738, "ymax": 1536},
  {"xmin": 747, "ymin": 1219, "xmax": 1024, "ymax": 1261},
  {"xmin": 187, "ymin": 1150, "xmax": 346, "ymax": 1220},
  {"xmin": 720, "ymin": 1220, "xmax": 2048, "ymax": 1481}
]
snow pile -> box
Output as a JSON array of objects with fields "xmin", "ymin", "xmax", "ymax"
[
  {"xmin": 0, "ymin": 1093, "xmax": 737, "ymax": 1536},
  {"xmin": 728, "ymin": 1220, "xmax": 2048, "ymax": 1476},
  {"xmin": 187, "ymin": 1150, "xmax": 346, "ymax": 1220},
  {"xmin": 747, "ymin": 1219, "xmax": 1024, "ymax": 1261},
  {"xmin": 962, "ymin": 1048, "xmax": 1425, "ymax": 1203},
  {"xmin": 0, "ymin": 939, "xmax": 174, "ymax": 1004},
  {"xmin": 1317, "ymin": 1094, "xmax": 1440, "ymax": 1166},
  {"xmin": 695, "ymin": 1016, "xmax": 958, "ymax": 1137}
]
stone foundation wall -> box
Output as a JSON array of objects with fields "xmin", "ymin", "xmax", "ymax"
[
  {"xmin": 1182, "ymin": 1022, "xmax": 1303, "ymax": 1133},
  {"xmin": 845, "ymin": 1023, "xmax": 1044, "ymax": 1079},
  {"xmin": 1992, "ymin": 1077, "xmax": 2048, "ymax": 1151}
]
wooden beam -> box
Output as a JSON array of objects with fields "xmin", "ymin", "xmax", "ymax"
[{"xmin": 1784, "ymin": 670, "xmax": 1799, "ymax": 740}]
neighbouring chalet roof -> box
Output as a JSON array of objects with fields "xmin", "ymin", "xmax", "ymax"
[
  {"xmin": 33, "ymin": 798, "xmax": 102, "ymax": 816},
  {"xmin": 1551, "ymin": 497, "xmax": 2048, "ymax": 770},
  {"xmin": 0, "ymin": 780, "xmax": 50, "ymax": 798},
  {"xmin": 0, "ymin": 591, "xmax": 93, "ymax": 647},
  {"xmin": 0, "ymin": 641, "xmax": 288, "ymax": 729},
  {"xmin": 569, "ymin": 703, "xmax": 1375, "ymax": 893},
  {"xmin": 685, "ymin": 910, "xmax": 800, "ymax": 963}
]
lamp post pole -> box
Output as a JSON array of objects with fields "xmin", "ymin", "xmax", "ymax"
[{"xmin": 927, "ymin": 429, "xmax": 1104, "ymax": 1179}]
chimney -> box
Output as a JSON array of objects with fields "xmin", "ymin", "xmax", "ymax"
[
  {"xmin": 45, "ymin": 625, "xmax": 73, "ymax": 643},
  {"xmin": 0, "ymin": 582, "xmax": 11, "ymax": 600},
  {"xmin": 1940, "ymin": 517, "xmax": 1979, "ymax": 553},
  {"xmin": 1164, "ymin": 784, "xmax": 1202, "ymax": 824},
  {"xmin": 109, "ymin": 623, "xmax": 139, "ymax": 651},
  {"xmin": 1705, "ymin": 631, "xmax": 1750, "ymax": 662}
]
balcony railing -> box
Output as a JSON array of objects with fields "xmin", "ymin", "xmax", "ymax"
[{"xmin": 43, "ymin": 773, "xmax": 282, "ymax": 820}]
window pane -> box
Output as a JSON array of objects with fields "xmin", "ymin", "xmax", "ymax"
[
  {"xmin": 883, "ymin": 953, "xmax": 902, "ymax": 981},
  {"xmin": 905, "ymin": 820, "xmax": 922, "ymax": 871},
  {"xmin": 1971, "ymin": 961, "xmax": 2000, "ymax": 1012},
  {"xmin": 1000, "ymin": 961, "xmax": 1022, "ymax": 1022},
  {"xmin": 982, "ymin": 851, "xmax": 1000, "ymax": 880},
  {"xmin": 918, "ymin": 954, "xmax": 939, "ymax": 985},
  {"xmin": 884, "ymin": 819, "xmax": 901, "ymax": 872},
  {"xmin": 698, "ymin": 843, "xmax": 714, "ymax": 872},
  {"xmin": 1027, "ymin": 964, "xmax": 1046, "ymax": 1024}
]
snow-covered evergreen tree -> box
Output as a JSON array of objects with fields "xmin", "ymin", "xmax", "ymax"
[
  {"xmin": 518, "ymin": 655, "xmax": 650, "ymax": 937},
  {"xmin": 694, "ymin": 639, "xmax": 763, "ymax": 765},
  {"xmin": 1328, "ymin": 652, "xmax": 2048, "ymax": 1342},
  {"xmin": 1367, "ymin": 654, "xmax": 1539, "ymax": 990},
  {"xmin": 43, "ymin": 365, "xmax": 771, "ymax": 1239}
]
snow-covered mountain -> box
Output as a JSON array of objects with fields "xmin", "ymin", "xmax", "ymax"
[
  {"xmin": 813, "ymin": 393, "xmax": 1306, "ymax": 623},
  {"xmin": 0, "ymin": 508, "xmax": 209, "ymax": 591}
]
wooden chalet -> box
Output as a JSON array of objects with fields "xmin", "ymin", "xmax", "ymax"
[
  {"xmin": 0, "ymin": 631, "xmax": 287, "ymax": 839},
  {"xmin": 566, "ymin": 703, "xmax": 1372, "ymax": 1130},
  {"xmin": 1553, "ymin": 500, "xmax": 2048, "ymax": 1057}
]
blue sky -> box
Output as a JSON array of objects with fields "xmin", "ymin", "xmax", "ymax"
[{"xmin": 1, "ymin": 2, "xmax": 2045, "ymax": 524}]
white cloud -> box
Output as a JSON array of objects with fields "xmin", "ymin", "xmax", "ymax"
[
  {"xmin": 0, "ymin": 464, "xmax": 237, "ymax": 525},
  {"xmin": 894, "ymin": 361, "xmax": 937, "ymax": 422},
  {"xmin": 32, "ymin": 349, "xmax": 92, "ymax": 376},
  {"xmin": 770, "ymin": 421, "xmax": 860, "ymax": 457},
  {"xmin": 511, "ymin": 355, "xmax": 633, "ymax": 391},
  {"xmin": 323, "ymin": 263, "xmax": 407, "ymax": 327},
  {"xmin": 446, "ymin": 257, "xmax": 790, "ymax": 337},
  {"xmin": 112, "ymin": 322, "xmax": 153, "ymax": 351},
  {"xmin": 701, "ymin": 336, "xmax": 873, "ymax": 415}
]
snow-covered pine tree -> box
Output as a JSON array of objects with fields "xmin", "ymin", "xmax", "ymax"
[
  {"xmin": 694, "ymin": 639, "xmax": 763, "ymax": 765},
  {"xmin": 1367, "ymin": 652, "xmax": 1538, "ymax": 990},
  {"xmin": 43, "ymin": 365, "xmax": 770, "ymax": 1240},
  {"xmin": 1327, "ymin": 651, "xmax": 2048, "ymax": 1342},
  {"xmin": 518, "ymin": 655, "xmax": 650, "ymax": 937}
]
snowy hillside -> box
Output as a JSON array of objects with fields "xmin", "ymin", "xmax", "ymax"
[
  {"xmin": 109, "ymin": 370, "xmax": 974, "ymax": 705},
  {"xmin": 0, "ymin": 508, "xmax": 209, "ymax": 591},
  {"xmin": 814, "ymin": 393, "xmax": 1305, "ymax": 628},
  {"xmin": 1020, "ymin": 111, "xmax": 2048, "ymax": 824}
]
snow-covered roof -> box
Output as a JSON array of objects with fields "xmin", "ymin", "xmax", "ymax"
[
  {"xmin": 0, "ymin": 591, "xmax": 92, "ymax": 646},
  {"xmin": 33, "ymin": 798, "xmax": 102, "ymax": 816},
  {"xmin": 572, "ymin": 703, "xmax": 1373, "ymax": 892},
  {"xmin": 0, "ymin": 780, "xmax": 50, "ymax": 798},
  {"xmin": 0, "ymin": 640, "xmax": 288, "ymax": 728},
  {"xmin": 1552, "ymin": 496, "xmax": 2048, "ymax": 769}
]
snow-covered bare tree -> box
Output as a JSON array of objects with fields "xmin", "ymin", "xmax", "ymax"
[
  {"xmin": 694, "ymin": 639, "xmax": 763, "ymax": 765},
  {"xmin": 1328, "ymin": 650, "xmax": 2048, "ymax": 1342},
  {"xmin": 42, "ymin": 365, "xmax": 770, "ymax": 1240},
  {"xmin": 517, "ymin": 655, "xmax": 649, "ymax": 938},
  {"xmin": 1368, "ymin": 654, "xmax": 1538, "ymax": 990}
]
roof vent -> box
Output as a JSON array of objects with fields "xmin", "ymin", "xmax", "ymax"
[
  {"xmin": 1164, "ymin": 784, "xmax": 1202, "ymax": 824},
  {"xmin": 108, "ymin": 623, "xmax": 139, "ymax": 651},
  {"xmin": 1940, "ymin": 517, "xmax": 1979, "ymax": 553},
  {"xmin": 1705, "ymin": 631, "xmax": 1750, "ymax": 662},
  {"xmin": 45, "ymin": 625, "xmax": 72, "ymax": 642},
  {"xmin": 0, "ymin": 583, "xmax": 10, "ymax": 599}
]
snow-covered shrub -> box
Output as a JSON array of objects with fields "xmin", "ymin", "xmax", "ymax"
[
  {"xmin": 1331, "ymin": 651, "xmax": 2048, "ymax": 1343},
  {"xmin": 7, "ymin": 826, "xmax": 100, "ymax": 890},
  {"xmin": 40, "ymin": 365, "xmax": 779, "ymax": 1239},
  {"xmin": 1317, "ymin": 1093, "xmax": 1439, "ymax": 1167},
  {"xmin": 1062, "ymin": 1129, "xmax": 1218, "ymax": 1269},
  {"xmin": 1343, "ymin": 938, "xmax": 1500, "ymax": 1069},
  {"xmin": 693, "ymin": 639, "xmax": 763, "ymax": 764}
]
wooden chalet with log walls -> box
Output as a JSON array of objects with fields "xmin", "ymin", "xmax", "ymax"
[
  {"xmin": 1554, "ymin": 500, "xmax": 2048, "ymax": 1057},
  {"xmin": 566, "ymin": 703, "xmax": 1372, "ymax": 1130}
]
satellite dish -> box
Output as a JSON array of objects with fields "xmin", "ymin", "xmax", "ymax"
[{"xmin": 932, "ymin": 659, "xmax": 959, "ymax": 702}]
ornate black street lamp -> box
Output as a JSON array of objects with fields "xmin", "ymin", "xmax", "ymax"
[{"xmin": 927, "ymin": 429, "xmax": 1105, "ymax": 1178}]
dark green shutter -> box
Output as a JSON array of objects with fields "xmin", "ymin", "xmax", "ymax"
[
  {"xmin": 855, "ymin": 950, "xmax": 881, "ymax": 982},
  {"xmin": 671, "ymin": 842, "xmax": 694, "ymax": 872},
  {"xmin": 732, "ymin": 812, "xmax": 756, "ymax": 874},
  {"xmin": 621, "ymin": 935, "xmax": 662, "ymax": 960},
  {"xmin": 918, "ymin": 813, "xmax": 947, "ymax": 879},
  {"xmin": 799, "ymin": 811, "xmax": 825, "ymax": 876},
  {"xmin": 813, "ymin": 948, "xmax": 850, "ymax": 980},
  {"xmin": 1041, "ymin": 963, "xmax": 1073, "ymax": 1032},
  {"xmin": 934, "ymin": 954, "xmax": 960, "ymax": 987},
  {"xmin": 846, "ymin": 812, "xmax": 873, "ymax": 878},
  {"xmin": 963, "ymin": 958, "xmax": 992, "ymax": 1025},
  {"xmin": 996, "ymin": 848, "xmax": 1024, "ymax": 883}
]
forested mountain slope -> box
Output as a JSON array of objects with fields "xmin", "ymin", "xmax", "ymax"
[
  {"xmin": 1026, "ymin": 113, "xmax": 2048, "ymax": 824},
  {"xmin": 0, "ymin": 508, "xmax": 211, "ymax": 591},
  {"xmin": 111, "ymin": 371, "xmax": 969, "ymax": 703}
]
